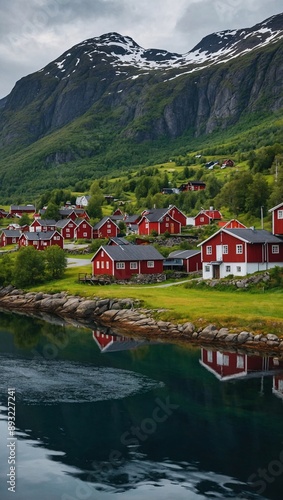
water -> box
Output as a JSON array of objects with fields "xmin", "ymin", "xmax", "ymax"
[{"xmin": 1, "ymin": 309, "xmax": 283, "ymax": 500}]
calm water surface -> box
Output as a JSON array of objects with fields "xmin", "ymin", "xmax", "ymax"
[{"xmin": 1, "ymin": 310, "xmax": 283, "ymax": 500}]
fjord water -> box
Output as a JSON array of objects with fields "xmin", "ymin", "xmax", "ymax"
[{"xmin": 1, "ymin": 311, "xmax": 283, "ymax": 500}]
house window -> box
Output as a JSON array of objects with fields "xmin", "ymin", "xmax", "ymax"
[
  {"xmin": 96, "ymin": 261, "xmax": 100, "ymax": 269},
  {"xmin": 166, "ymin": 217, "xmax": 169, "ymax": 221},
  {"xmin": 101, "ymin": 262, "xmax": 104, "ymax": 269},
  {"xmin": 116, "ymin": 262, "xmax": 125, "ymax": 269},
  {"xmin": 237, "ymin": 355, "xmax": 244, "ymax": 369},
  {"xmin": 107, "ymin": 229, "xmax": 111, "ymax": 233},
  {"xmin": 83, "ymin": 232, "xmax": 87, "ymax": 237},
  {"xmin": 107, "ymin": 223, "xmax": 111, "ymax": 228},
  {"xmin": 226, "ymin": 265, "xmax": 231, "ymax": 272},
  {"xmin": 236, "ymin": 266, "xmax": 241, "ymax": 272},
  {"xmin": 66, "ymin": 228, "xmax": 70, "ymax": 232},
  {"xmin": 106, "ymin": 261, "xmax": 109, "ymax": 269},
  {"xmin": 101, "ymin": 251, "xmax": 104, "ymax": 257},
  {"xmin": 278, "ymin": 210, "xmax": 283, "ymax": 219},
  {"xmin": 12, "ymin": 238, "xmax": 16, "ymax": 243},
  {"xmin": 236, "ymin": 244, "xmax": 243, "ymax": 254},
  {"xmin": 200, "ymin": 217, "xmax": 204, "ymax": 222},
  {"xmin": 205, "ymin": 265, "xmax": 210, "ymax": 272},
  {"xmin": 147, "ymin": 261, "xmax": 154, "ymax": 268},
  {"xmin": 130, "ymin": 262, "xmax": 138, "ymax": 270},
  {"xmin": 166, "ymin": 223, "xmax": 169, "ymax": 227},
  {"xmin": 206, "ymin": 246, "xmax": 212, "ymax": 255},
  {"xmin": 83, "ymin": 224, "xmax": 86, "ymax": 228},
  {"xmin": 207, "ymin": 350, "xmax": 213, "ymax": 363},
  {"xmin": 272, "ymin": 245, "xmax": 279, "ymax": 254},
  {"xmin": 223, "ymin": 245, "xmax": 228, "ymax": 254}
]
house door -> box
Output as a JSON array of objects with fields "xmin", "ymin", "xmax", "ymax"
[
  {"xmin": 170, "ymin": 223, "xmax": 174, "ymax": 233},
  {"xmin": 216, "ymin": 245, "xmax": 223, "ymax": 261},
  {"xmin": 213, "ymin": 265, "xmax": 220, "ymax": 279}
]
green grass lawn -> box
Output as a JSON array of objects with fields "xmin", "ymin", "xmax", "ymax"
[{"xmin": 27, "ymin": 264, "xmax": 283, "ymax": 334}]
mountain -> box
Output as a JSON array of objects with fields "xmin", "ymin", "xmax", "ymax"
[{"xmin": 0, "ymin": 13, "xmax": 283, "ymax": 197}]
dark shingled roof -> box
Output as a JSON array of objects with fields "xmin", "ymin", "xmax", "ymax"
[
  {"xmin": 169, "ymin": 249, "xmax": 201, "ymax": 259},
  {"xmin": 224, "ymin": 228, "xmax": 283, "ymax": 244},
  {"xmin": 21, "ymin": 231, "xmax": 60, "ymax": 241},
  {"xmin": 92, "ymin": 244, "xmax": 164, "ymax": 262}
]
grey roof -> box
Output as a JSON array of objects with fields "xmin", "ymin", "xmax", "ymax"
[
  {"xmin": 1, "ymin": 229, "xmax": 21, "ymax": 237},
  {"xmin": 92, "ymin": 244, "xmax": 164, "ymax": 262},
  {"xmin": 107, "ymin": 237, "xmax": 131, "ymax": 245},
  {"xmin": 224, "ymin": 228, "xmax": 283, "ymax": 244},
  {"xmin": 32, "ymin": 219, "xmax": 56, "ymax": 226},
  {"xmin": 21, "ymin": 231, "xmax": 61, "ymax": 241},
  {"xmin": 169, "ymin": 249, "xmax": 201, "ymax": 259},
  {"xmin": 93, "ymin": 216, "xmax": 118, "ymax": 230},
  {"xmin": 55, "ymin": 218, "xmax": 77, "ymax": 228},
  {"xmin": 124, "ymin": 214, "xmax": 140, "ymax": 224},
  {"xmin": 10, "ymin": 204, "xmax": 35, "ymax": 211},
  {"xmin": 142, "ymin": 208, "xmax": 168, "ymax": 222}
]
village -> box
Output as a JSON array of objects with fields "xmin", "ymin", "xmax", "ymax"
[{"xmin": 1, "ymin": 197, "xmax": 283, "ymax": 283}]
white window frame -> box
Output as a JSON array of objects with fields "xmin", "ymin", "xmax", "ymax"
[
  {"xmin": 237, "ymin": 355, "xmax": 244, "ymax": 369},
  {"xmin": 236, "ymin": 244, "xmax": 243, "ymax": 254},
  {"xmin": 223, "ymin": 245, "xmax": 228, "ymax": 254},
  {"xmin": 205, "ymin": 265, "xmax": 210, "ymax": 272},
  {"xmin": 207, "ymin": 351, "xmax": 213, "ymax": 363},
  {"xmin": 116, "ymin": 262, "xmax": 125, "ymax": 269},
  {"xmin": 226, "ymin": 265, "xmax": 231, "ymax": 273},
  {"xmin": 96, "ymin": 261, "xmax": 100, "ymax": 269},
  {"xmin": 206, "ymin": 246, "xmax": 212, "ymax": 255},
  {"xmin": 147, "ymin": 261, "xmax": 154, "ymax": 268},
  {"xmin": 130, "ymin": 262, "xmax": 138, "ymax": 270},
  {"xmin": 278, "ymin": 210, "xmax": 283, "ymax": 219},
  {"xmin": 236, "ymin": 266, "xmax": 241, "ymax": 272},
  {"xmin": 106, "ymin": 261, "xmax": 109, "ymax": 269},
  {"xmin": 272, "ymin": 245, "xmax": 279, "ymax": 254}
]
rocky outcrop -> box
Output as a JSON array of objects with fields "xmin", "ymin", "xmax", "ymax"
[{"xmin": 1, "ymin": 285, "xmax": 283, "ymax": 356}]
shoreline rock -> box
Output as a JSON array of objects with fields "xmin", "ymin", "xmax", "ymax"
[{"xmin": 0, "ymin": 286, "xmax": 283, "ymax": 356}]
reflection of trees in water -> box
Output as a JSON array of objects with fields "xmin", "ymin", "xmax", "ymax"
[{"xmin": 1, "ymin": 311, "xmax": 70, "ymax": 350}]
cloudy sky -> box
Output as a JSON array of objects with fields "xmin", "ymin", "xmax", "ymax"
[{"xmin": 0, "ymin": 0, "xmax": 282, "ymax": 98}]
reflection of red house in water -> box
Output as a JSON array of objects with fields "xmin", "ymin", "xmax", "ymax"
[
  {"xmin": 272, "ymin": 373, "xmax": 283, "ymax": 399},
  {"xmin": 92, "ymin": 330, "xmax": 147, "ymax": 352},
  {"xmin": 200, "ymin": 348, "xmax": 282, "ymax": 381}
]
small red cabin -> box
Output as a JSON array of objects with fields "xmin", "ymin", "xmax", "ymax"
[
  {"xmin": 138, "ymin": 208, "xmax": 181, "ymax": 236},
  {"xmin": 75, "ymin": 219, "xmax": 93, "ymax": 240},
  {"xmin": 55, "ymin": 219, "xmax": 77, "ymax": 239},
  {"xmin": 93, "ymin": 217, "xmax": 119, "ymax": 239},
  {"xmin": 91, "ymin": 244, "xmax": 164, "ymax": 280},
  {"xmin": 0, "ymin": 229, "xmax": 21, "ymax": 247},
  {"xmin": 18, "ymin": 231, "xmax": 63, "ymax": 250}
]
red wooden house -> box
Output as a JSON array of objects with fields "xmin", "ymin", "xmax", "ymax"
[
  {"xmin": 55, "ymin": 219, "xmax": 77, "ymax": 239},
  {"xmin": 194, "ymin": 211, "xmax": 212, "ymax": 226},
  {"xmin": 269, "ymin": 202, "xmax": 283, "ymax": 236},
  {"xmin": 218, "ymin": 219, "xmax": 246, "ymax": 229},
  {"xmin": 112, "ymin": 208, "xmax": 124, "ymax": 216},
  {"xmin": 91, "ymin": 244, "xmax": 164, "ymax": 280},
  {"xmin": 9, "ymin": 204, "xmax": 35, "ymax": 216},
  {"xmin": 273, "ymin": 374, "xmax": 283, "ymax": 400},
  {"xmin": 164, "ymin": 249, "xmax": 202, "ymax": 273},
  {"xmin": 29, "ymin": 219, "xmax": 56, "ymax": 232},
  {"xmin": 18, "ymin": 231, "xmax": 63, "ymax": 250},
  {"xmin": 138, "ymin": 208, "xmax": 181, "ymax": 236},
  {"xmin": 0, "ymin": 208, "xmax": 8, "ymax": 219},
  {"xmin": 75, "ymin": 219, "xmax": 93, "ymax": 240},
  {"xmin": 200, "ymin": 348, "xmax": 280, "ymax": 381},
  {"xmin": 179, "ymin": 181, "xmax": 206, "ymax": 192},
  {"xmin": 0, "ymin": 229, "xmax": 21, "ymax": 247},
  {"xmin": 93, "ymin": 217, "xmax": 119, "ymax": 239},
  {"xmin": 204, "ymin": 208, "xmax": 222, "ymax": 220},
  {"xmin": 167, "ymin": 205, "xmax": 187, "ymax": 227},
  {"xmin": 199, "ymin": 227, "xmax": 283, "ymax": 279}
]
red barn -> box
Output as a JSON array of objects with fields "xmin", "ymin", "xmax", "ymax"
[
  {"xmin": 93, "ymin": 217, "xmax": 119, "ymax": 239},
  {"xmin": 269, "ymin": 202, "xmax": 283, "ymax": 236},
  {"xmin": 75, "ymin": 219, "xmax": 93, "ymax": 240},
  {"xmin": 0, "ymin": 229, "xmax": 21, "ymax": 247},
  {"xmin": 200, "ymin": 348, "xmax": 280, "ymax": 381},
  {"xmin": 199, "ymin": 227, "xmax": 283, "ymax": 279},
  {"xmin": 55, "ymin": 219, "xmax": 77, "ymax": 239},
  {"xmin": 29, "ymin": 219, "xmax": 57, "ymax": 232},
  {"xmin": 91, "ymin": 244, "xmax": 164, "ymax": 280},
  {"xmin": 138, "ymin": 208, "xmax": 181, "ymax": 236},
  {"xmin": 18, "ymin": 231, "xmax": 63, "ymax": 250}
]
